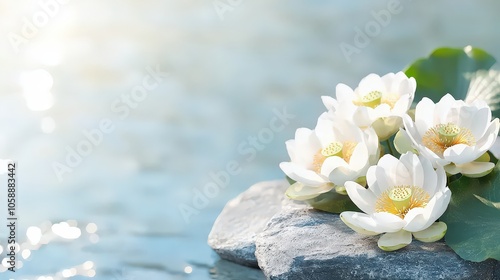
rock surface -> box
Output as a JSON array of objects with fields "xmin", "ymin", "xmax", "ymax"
[
  {"xmin": 208, "ymin": 180, "xmax": 303, "ymax": 267},
  {"xmin": 255, "ymin": 207, "xmax": 500, "ymax": 280}
]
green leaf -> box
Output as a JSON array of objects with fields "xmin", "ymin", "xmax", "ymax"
[
  {"xmin": 285, "ymin": 176, "xmax": 296, "ymax": 185},
  {"xmin": 440, "ymin": 162, "xmax": 500, "ymax": 262},
  {"xmin": 404, "ymin": 46, "xmax": 496, "ymax": 104},
  {"xmin": 305, "ymin": 190, "xmax": 360, "ymax": 214}
]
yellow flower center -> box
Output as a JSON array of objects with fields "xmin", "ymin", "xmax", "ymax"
[
  {"xmin": 360, "ymin": 91, "xmax": 382, "ymax": 108},
  {"xmin": 321, "ymin": 142, "xmax": 343, "ymax": 157},
  {"xmin": 421, "ymin": 123, "xmax": 476, "ymax": 156},
  {"xmin": 375, "ymin": 185, "xmax": 430, "ymax": 219},
  {"xmin": 312, "ymin": 141, "xmax": 357, "ymax": 173},
  {"xmin": 354, "ymin": 91, "xmax": 398, "ymax": 109}
]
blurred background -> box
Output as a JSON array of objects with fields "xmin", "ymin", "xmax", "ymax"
[{"xmin": 0, "ymin": 0, "xmax": 498, "ymax": 279}]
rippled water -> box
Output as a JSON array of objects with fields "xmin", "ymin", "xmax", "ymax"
[{"xmin": 0, "ymin": 1, "xmax": 499, "ymax": 279}]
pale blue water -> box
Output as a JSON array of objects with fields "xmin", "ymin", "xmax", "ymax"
[{"xmin": 0, "ymin": 1, "xmax": 499, "ymax": 279}]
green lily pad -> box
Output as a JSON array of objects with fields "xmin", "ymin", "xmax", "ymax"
[
  {"xmin": 306, "ymin": 190, "xmax": 360, "ymax": 214},
  {"xmin": 404, "ymin": 46, "xmax": 498, "ymax": 110},
  {"xmin": 440, "ymin": 163, "xmax": 500, "ymax": 262}
]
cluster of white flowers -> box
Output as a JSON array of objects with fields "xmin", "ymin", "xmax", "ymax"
[{"xmin": 280, "ymin": 72, "xmax": 500, "ymax": 251}]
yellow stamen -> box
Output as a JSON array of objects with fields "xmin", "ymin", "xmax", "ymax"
[
  {"xmin": 381, "ymin": 93, "xmax": 399, "ymax": 109},
  {"xmin": 312, "ymin": 150, "xmax": 326, "ymax": 173},
  {"xmin": 312, "ymin": 141, "xmax": 358, "ymax": 173},
  {"xmin": 375, "ymin": 186, "xmax": 430, "ymax": 219},
  {"xmin": 341, "ymin": 141, "xmax": 357, "ymax": 163},
  {"xmin": 422, "ymin": 123, "xmax": 475, "ymax": 156}
]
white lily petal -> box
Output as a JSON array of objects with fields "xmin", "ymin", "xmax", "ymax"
[
  {"xmin": 435, "ymin": 94, "xmax": 458, "ymax": 123},
  {"xmin": 444, "ymin": 163, "xmax": 461, "ymax": 175},
  {"xmin": 412, "ymin": 222, "xmax": 447, "ymax": 243},
  {"xmin": 391, "ymin": 93, "xmax": 412, "ymax": 116},
  {"xmin": 345, "ymin": 181, "xmax": 377, "ymax": 214},
  {"xmin": 340, "ymin": 212, "xmax": 380, "ymax": 235},
  {"xmin": 420, "ymin": 189, "xmax": 451, "ymax": 231},
  {"xmin": 381, "ymin": 72, "xmax": 396, "ymax": 91},
  {"xmin": 366, "ymin": 166, "xmax": 386, "ymax": 196},
  {"xmin": 435, "ymin": 165, "xmax": 447, "ymax": 192},
  {"xmin": 387, "ymin": 156, "xmax": 412, "ymax": 188},
  {"xmin": 419, "ymin": 144, "xmax": 450, "ymax": 168},
  {"xmin": 443, "ymin": 144, "xmax": 479, "ymax": 164},
  {"xmin": 358, "ymin": 73, "xmax": 385, "ymax": 93},
  {"xmin": 420, "ymin": 154, "xmax": 439, "ymax": 195},
  {"xmin": 321, "ymin": 96, "xmax": 338, "ymax": 110},
  {"xmin": 456, "ymin": 161, "xmax": 495, "ymax": 178},
  {"xmin": 348, "ymin": 143, "xmax": 369, "ymax": 172},
  {"xmin": 394, "ymin": 129, "xmax": 417, "ymax": 155},
  {"xmin": 414, "ymin": 97, "xmax": 435, "ymax": 136},
  {"xmin": 399, "ymin": 152, "xmax": 424, "ymax": 189},
  {"xmin": 405, "ymin": 190, "xmax": 450, "ymax": 233},
  {"xmin": 403, "ymin": 207, "xmax": 428, "ymax": 232},
  {"xmin": 403, "ymin": 115, "xmax": 426, "ymax": 153},
  {"xmin": 372, "ymin": 116, "xmax": 401, "ymax": 141},
  {"xmin": 476, "ymin": 118, "xmax": 500, "ymax": 151},
  {"xmin": 372, "ymin": 212, "xmax": 405, "ymax": 233},
  {"xmin": 377, "ymin": 230, "xmax": 412, "ymax": 251},
  {"xmin": 322, "ymin": 156, "xmax": 358, "ymax": 185},
  {"xmin": 315, "ymin": 118, "xmax": 336, "ymax": 147},
  {"xmin": 339, "ymin": 212, "xmax": 385, "ymax": 234},
  {"xmin": 336, "ymin": 83, "xmax": 354, "ymax": 102},
  {"xmin": 279, "ymin": 162, "xmax": 327, "ymax": 186},
  {"xmin": 377, "ymin": 154, "xmax": 400, "ymax": 171},
  {"xmin": 364, "ymin": 127, "xmax": 380, "ymax": 159},
  {"xmin": 285, "ymin": 182, "xmax": 333, "ymax": 201},
  {"xmin": 461, "ymin": 106, "xmax": 490, "ymax": 140},
  {"xmin": 294, "ymin": 128, "xmax": 322, "ymax": 163},
  {"xmin": 352, "ymin": 106, "xmax": 374, "ymax": 128},
  {"xmin": 332, "ymin": 119, "xmax": 364, "ymax": 143}
]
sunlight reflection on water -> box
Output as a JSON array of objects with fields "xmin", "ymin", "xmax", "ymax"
[
  {"xmin": 19, "ymin": 69, "xmax": 54, "ymax": 111},
  {"xmin": 1, "ymin": 220, "xmax": 99, "ymax": 278}
]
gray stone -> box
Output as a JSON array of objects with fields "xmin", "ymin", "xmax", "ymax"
[
  {"xmin": 256, "ymin": 207, "xmax": 500, "ymax": 280},
  {"xmin": 208, "ymin": 180, "xmax": 304, "ymax": 267}
]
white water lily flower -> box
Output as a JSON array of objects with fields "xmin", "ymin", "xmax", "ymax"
[
  {"xmin": 322, "ymin": 72, "xmax": 416, "ymax": 140},
  {"xmin": 403, "ymin": 94, "xmax": 500, "ymax": 177},
  {"xmin": 280, "ymin": 116, "xmax": 379, "ymax": 200},
  {"xmin": 341, "ymin": 153, "xmax": 451, "ymax": 251}
]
